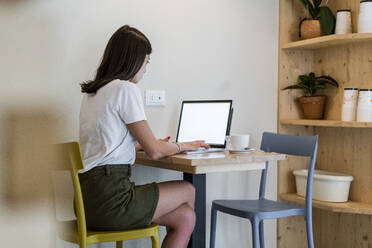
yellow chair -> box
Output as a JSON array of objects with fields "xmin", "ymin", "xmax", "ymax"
[{"xmin": 57, "ymin": 142, "xmax": 160, "ymax": 248}]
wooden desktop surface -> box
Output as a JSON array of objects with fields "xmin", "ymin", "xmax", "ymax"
[{"xmin": 135, "ymin": 150, "xmax": 286, "ymax": 174}]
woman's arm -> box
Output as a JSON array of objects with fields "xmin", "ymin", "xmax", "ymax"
[
  {"xmin": 135, "ymin": 136, "xmax": 170, "ymax": 151},
  {"xmin": 128, "ymin": 120, "xmax": 209, "ymax": 159},
  {"xmin": 128, "ymin": 120, "xmax": 178, "ymax": 159}
]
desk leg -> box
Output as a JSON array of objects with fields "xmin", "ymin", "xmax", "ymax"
[{"xmin": 184, "ymin": 173, "xmax": 206, "ymax": 248}]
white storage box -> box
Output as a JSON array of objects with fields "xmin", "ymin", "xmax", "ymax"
[{"xmin": 293, "ymin": 169, "xmax": 354, "ymax": 203}]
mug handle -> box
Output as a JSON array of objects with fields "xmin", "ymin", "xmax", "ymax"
[{"xmin": 225, "ymin": 136, "xmax": 231, "ymax": 148}]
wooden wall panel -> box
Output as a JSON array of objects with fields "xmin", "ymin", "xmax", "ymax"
[
  {"xmin": 314, "ymin": 127, "xmax": 372, "ymax": 203},
  {"xmin": 278, "ymin": 0, "xmax": 372, "ymax": 247},
  {"xmin": 314, "ymin": 43, "xmax": 372, "ymax": 120}
]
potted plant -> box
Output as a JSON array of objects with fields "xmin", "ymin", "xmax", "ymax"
[
  {"xmin": 299, "ymin": 0, "xmax": 336, "ymax": 39},
  {"xmin": 283, "ymin": 72, "xmax": 339, "ymax": 119}
]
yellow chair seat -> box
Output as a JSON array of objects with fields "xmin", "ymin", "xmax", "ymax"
[
  {"xmin": 57, "ymin": 220, "xmax": 160, "ymax": 246},
  {"xmin": 56, "ymin": 142, "xmax": 160, "ymax": 248}
]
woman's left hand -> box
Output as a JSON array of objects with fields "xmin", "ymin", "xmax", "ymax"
[{"xmin": 179, "ymin": 140, "xmax": 210, "ymax": 152}]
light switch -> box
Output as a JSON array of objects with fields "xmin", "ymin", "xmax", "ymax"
[{"xmin": 145, "ymin": 90, "xmax": 166, "ymax": 106}]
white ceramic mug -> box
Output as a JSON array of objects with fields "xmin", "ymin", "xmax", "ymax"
[{"xmin": 226, "ymin": 134, "xmax": 250, "ymax": 150}]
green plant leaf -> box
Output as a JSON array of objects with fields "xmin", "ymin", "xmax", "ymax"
[
  {"xmin": 283, "ymin": 83, "xmax": 311, "ymax": 95},
  {"xmin": 299, "ymin": 75, "xmax": 310, "ymax": 83},
  {"xmin": 316, "ymin": 75, "xmax": 339, "ymax": 87},
  {"xmin": 298, "ymin": 82, "xmax": 313, "ymax": 95},
  {"xmin": 314, "ymin": 84, "xmax": 327, "ymax": 90},
  {"xmin": 298, "ymin": 82, "xmax": 310, "ymax": 88},
  {"xmin": 299, "ymin": 0, "xmax": 317, "ymax": 18},
  {"xmin": 308, "ymin": 73, "xmax": 316, "ymax": 89},
  {"xmin": 308, "ymin": 4, "xmax": 316, "ymax": 18},
  {"xmin": 284, "ymin": 71, "xmax": 338, "ymax": 97},
  {"xmin": 298, "ymin": 84, "xmax": 311, "ymax": 91},
  {"xmin": 319, "ymin": 7, "xmax": 335, "ymax": 34},
  {"xmin": 299, "ymin": 0, "xmax": 311, "ymax": 8},
  {"xmin": 316, "ymin": 79, "xmax": 339, "ymax": 88},
  {"xmin": 313, "ymin": 9, "xmax": 320, "ymax": 18},
  {"xmin": 312, "ymin": 0, "xmax": 321, "ymax": 18},
  {"xmin": 283, "ymin": 85, "xmax": 304, "ymax": 90},
  {"xmin": 313, "ymin": 0, "xmax": 322, "ymax": 8},
  {"xmin": 299, "ymin": 74, "xmax": 316, "ymax": 90}
]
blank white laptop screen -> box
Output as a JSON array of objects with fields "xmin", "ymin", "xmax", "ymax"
[{"xmin": 176, "ymin": 101, "xmax": 233, "ymax": 147}]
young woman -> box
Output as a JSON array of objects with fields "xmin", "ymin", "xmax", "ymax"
[{"xmin": 78, "ymin": 25, "xmax": 209, "ymax": 248}]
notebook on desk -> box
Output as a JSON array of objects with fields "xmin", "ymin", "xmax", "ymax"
[{"xmin": 175, "ymin": 100, "xmax": 233, "ymax": 154}]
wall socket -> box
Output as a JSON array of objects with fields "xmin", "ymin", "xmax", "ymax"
[{"xmin": 145, "ymin": 90, "xmax": 166, "ymax": 106}]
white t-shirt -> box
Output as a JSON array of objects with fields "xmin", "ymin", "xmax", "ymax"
[{"xmin": 79, "ymin": 79, "xmax": 146, "ymax": 173}]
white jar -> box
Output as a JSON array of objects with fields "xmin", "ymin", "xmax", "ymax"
[
  {"xmin": 358, "ymin": 0, "xmax": 372, "ymax": 33},
  {"xmin": 336, "ymin": 10, "xmax": 352, "ymax": 34},
  {"xmin": 342, "ymin": 88, "xmax": 359, "ymax": 121},
  {"xmin": 357, "ymin": 89, "xmax": 372, "ymax": 122}
]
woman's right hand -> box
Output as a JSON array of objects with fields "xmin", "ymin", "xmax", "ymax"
[{"xmin": 179, "ymin": 140, "xmax": 210, "ymax": 152}]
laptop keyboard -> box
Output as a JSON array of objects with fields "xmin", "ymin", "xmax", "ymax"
[{"xmin": 183, "ymin": 147, "xmax": 225, "ymax": 155}]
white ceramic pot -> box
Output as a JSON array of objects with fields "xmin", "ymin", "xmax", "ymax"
[
  {"xmin": 335, "ymin": 9, "xmax": 353, "ymax": 34},
  {"xmin": 342, "ymin": 88, "xmax": 358, "ymax": 121},
  {"xmin": 357, "ymin": 89, "xmax": 372, "ymax": 122},
  {"xmin": 358, "ymin": 0, "xmax": 372, "ymax": 33},
  {"xmin": 293, "ymin": 169, "xmax": 354, "ymax": 202}
]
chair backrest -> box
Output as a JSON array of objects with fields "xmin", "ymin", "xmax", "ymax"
[
  {"xmin": 259, "ymin": 132, "xmax": 318, "ymax": 212},
  {"xmin": 260, "ymin": 132, "xmax": 318, "ymax": 157},
  {"xmin": 58, "ymin": 142, "xmax": 87, "ymax": 241}
]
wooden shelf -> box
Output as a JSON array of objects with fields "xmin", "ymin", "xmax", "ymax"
[
  {"xmin": 278, "ymin": 1, "xmax": 372, "ymax": 246},
  {"xmin": 280, "ymin": 119, "xmax": 372, "ymax": 128},
  {"xmin": 280, "ymin": 193, "xmax": 372, "ymax": 215},
  {"xmin": 282, "ymin": 33, "xmax": 372, "ymax": 50}
]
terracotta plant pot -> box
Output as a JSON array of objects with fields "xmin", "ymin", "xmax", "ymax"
[
  {"xmin": 299, "ymin": 96, "xmax": 326, "ymax": 119},
  {"xmin": 301, "ymin": 20, "xmax": 324, "ymax": 39}
]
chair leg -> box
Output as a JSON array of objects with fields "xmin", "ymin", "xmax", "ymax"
[
  {"xmin": 116, "ymin": 241, "xmax": 123, "ymax": 248},
  {"xmin": 151, "ymin": 232, "xmax": 161, "ymax": 248},
  {"xmin": 259, "ymin": 220, "xmax": 264, "ymax": 248},
  {"xmin": 305, "ymin": 215, "xmax": 314, "ymax": 248},
  {"xmin": 251, "ymin": 218, "xmax": 260, "ymax": 248},
  {"xmin": 79, "ymin": 238, "xmax": 87, "ymax": 248},
  {"xmin": 210, "ymin": 206, "xmax": 217, "ymax": 248}
]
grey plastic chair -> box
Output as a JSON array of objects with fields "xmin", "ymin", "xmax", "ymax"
[{"xmin": 210, "ymin": 132, "xmax": 318, "ymax": 248}]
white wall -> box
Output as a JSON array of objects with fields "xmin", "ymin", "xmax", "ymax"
[{"xmin": 0, "ymin": 0, "xmax": 278, "ymax": 247}]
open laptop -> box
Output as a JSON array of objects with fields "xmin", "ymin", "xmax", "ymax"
[{"xmin": 175, "ymin": 100, "xmax": 233, "ymax": 154}]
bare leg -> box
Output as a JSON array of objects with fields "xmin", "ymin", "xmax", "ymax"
[
  {"xmin": 152, "ymin": 181, "xmax": 196, "ymax": 248},
  {"xmin": 155, "ymin": 203, "xmax": 195, "ymax": 248}
]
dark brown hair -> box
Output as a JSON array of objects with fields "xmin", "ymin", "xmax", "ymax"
[{"xmin": 80, "ymin": 25, "xmax": 152, "ymax": 93}]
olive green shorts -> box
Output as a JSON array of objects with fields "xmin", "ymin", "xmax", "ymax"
[{"xmin": 78, "ymin": 164, "xmax": 159, "ymax": 231}]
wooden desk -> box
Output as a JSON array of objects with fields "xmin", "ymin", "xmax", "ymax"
[{"xmin": 135, "ymin": 150, "xmax": 286, "ymax": 248}]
